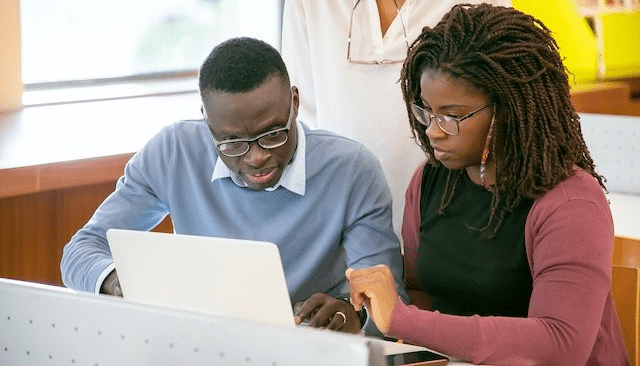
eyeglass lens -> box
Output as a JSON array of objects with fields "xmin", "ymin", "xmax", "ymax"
[
  {"xmin": 410, "ymin": 103, "xmax": 459, "ymax": 135},
  {"xmin": 217, "ymin": 131, "xmax": 288, "ymax": 157}
]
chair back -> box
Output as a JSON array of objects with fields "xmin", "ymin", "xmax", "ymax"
[{"xmin": 612, "ymin": 236, "xmax": 640, "ymax": 365}]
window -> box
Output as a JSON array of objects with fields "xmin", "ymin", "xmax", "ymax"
[{"xmin": 19, "ymin": 0, "xmax": 282, "ymax": 105}]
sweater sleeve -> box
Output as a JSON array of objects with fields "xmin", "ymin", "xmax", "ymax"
[
  {"xmin": 401, "ymin": 161, "xmax": 433, "ymax": 310},
  {"xmin": 388, "ymin": 171, "xmax": 620, "ymax": 365},
  {"xmin": 342, "ymin": 146, "xmax": 406, "ymax": 295},
  {"xmin": 60, "ymin": 126, "xmax": 174, "ymax": 292}
]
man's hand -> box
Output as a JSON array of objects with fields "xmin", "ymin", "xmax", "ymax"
[
  {"xmin": 345, "ymin": 265, "xmax": 398, "ymax": 334},
  {"xmin": 294, "ymin": 293, "xmax": 361, "ymax": 333},
  {"xmin": 99, "ymin": 269, "xmax": 123, "ymax": 297}
]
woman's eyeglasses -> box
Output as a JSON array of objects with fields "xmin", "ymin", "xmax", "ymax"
[
  {"xmin": 410, "ymin": 102, "xmax": 493, "ymax": 136},
  {"xmin": 346, "ymin": 0, "xmax": 409, "ymax": 65}
]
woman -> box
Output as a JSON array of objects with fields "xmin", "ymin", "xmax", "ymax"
[{"xmin": 346, "ymin": 4, "xmax": 629, "ymax": 365}]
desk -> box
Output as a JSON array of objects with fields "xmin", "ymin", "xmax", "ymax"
[
  {"xmin": 0, "ymin": 278, "xmax": 475, "ymax": 365},
  {"xmin": 0, "ymin": 93, "xmax": 201, "ymax": 196},
  {"xmin": 379, "ymin": 340, "xmax": 471, "ymax": 365}
]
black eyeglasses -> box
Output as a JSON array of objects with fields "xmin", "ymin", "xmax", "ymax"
[
  {"xmin": 206, "ymin": 91, "xmax": 295, "ymax": 157},
  {"xmin": 410, "ymin": 102, "xmax": 493, "ymax": 136},
  {"xmin": 346, "ymin": 0, "xmax": 409, "ymax": 65}
]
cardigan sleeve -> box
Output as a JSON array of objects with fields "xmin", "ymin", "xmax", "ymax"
[
  {"xmin": 388, "ymin": 170, "xmax": 627, "ymax": 365},
  {"xmin": 401, "ymin": 161, "xmax": 434, "ymax": 310}
]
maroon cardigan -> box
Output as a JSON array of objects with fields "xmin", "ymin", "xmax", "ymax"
[{"xmin": 388, "ymin": 162, "xmax": 629, "ymax": 366}]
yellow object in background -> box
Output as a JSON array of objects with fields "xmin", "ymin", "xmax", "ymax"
[
  {"xmin": 513, "ymin": 0, "xmax": 640, "ymax": 82},
  {"xmin": 600, "ymin": 11, "xmax": 640, "ymax": 79},
  {"xmin": 512, "ymin": 0, "xmax": 599, "ymax": 83}
]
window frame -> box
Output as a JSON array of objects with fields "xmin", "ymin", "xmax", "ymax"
[{"xmin": 0, "ymin": 0, "xmax": 285, "ymax": 110}]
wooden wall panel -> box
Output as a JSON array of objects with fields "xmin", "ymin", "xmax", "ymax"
[
  {"xmin": 1, "ymin": 189, "xmax": 62, "ymax": 284},
  {"xmin": 0, "ymin": 181, "xmax": 172, "ymax": 286},
  {"xmin": 570, "ymin": 81, "xmax": 640, "ymax": 116}
]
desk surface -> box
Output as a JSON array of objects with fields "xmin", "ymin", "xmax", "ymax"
[
  {"xmin": 380, "ymin": 340, "xmax": 472, "ymax": 365},
  {"xmin": 1, "ymin": 84, "xmax": 631, "ymax": 168},
  {"xmin": 0, "ymin": 93, "xmax": 201, "ymax": 170},
  {"xmin": 0, "ymin": 93, "xmax": 201, "ymax": 197}
]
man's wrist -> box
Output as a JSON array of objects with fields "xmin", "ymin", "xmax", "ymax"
[{"xmin": 100, "ymin": 269, "xmax": 122, "ymax": 296}]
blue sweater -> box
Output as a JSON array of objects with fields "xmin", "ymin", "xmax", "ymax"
[{"xmin": 61, "ymin": 120, "xmax": 403, "ymax": 306}]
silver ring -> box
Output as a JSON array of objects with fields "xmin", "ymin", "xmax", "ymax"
[{"xmin": 334, "ymin": 311, "xmax": 347, "ymax": 325}]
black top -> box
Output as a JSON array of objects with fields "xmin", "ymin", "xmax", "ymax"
[{"xmin": 417, "ymin": 165, "xmax": 533, "ymax": 317}]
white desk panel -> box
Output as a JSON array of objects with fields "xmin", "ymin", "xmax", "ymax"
[
  {"xmin": 608, "ymin": 192, "xmax": 640, "ymax": 239},
  {"xmin": 580, "ymin": 113, "xmax": 640, "ymax": 195},
  {"xmin": 0, "ymin": 279, "xmax": 383, "ymax": 366},
  {"xmin": 0, "ymin": 279, "xmax": 475, "ymax": 366}
]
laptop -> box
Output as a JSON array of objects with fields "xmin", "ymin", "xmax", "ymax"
[{"xmin": 106, "ymin": 228, "xmax": 295, "ymax": 327}]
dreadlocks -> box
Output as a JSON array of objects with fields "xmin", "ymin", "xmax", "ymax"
[{"xmin": 400, "ymin": 3, "xmax": 605, "ymax": 238}]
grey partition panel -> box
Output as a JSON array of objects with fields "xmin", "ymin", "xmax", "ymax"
[
  {"xmin": 580, "ymin": 113, "xmax": 640, "ymax": 194},
  {"xmin": 0, "ymin": 279, "xmax": 385, "ymax": 366}
]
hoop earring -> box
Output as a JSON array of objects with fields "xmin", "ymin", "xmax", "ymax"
[{"xmin": 480, "ymin": 105, "xmax": 496, "ymax": 192}]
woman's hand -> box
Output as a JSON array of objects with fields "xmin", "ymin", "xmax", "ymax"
[{"xmin": 346, "ymin": 265, "xmax": 398, "ymax": 334}]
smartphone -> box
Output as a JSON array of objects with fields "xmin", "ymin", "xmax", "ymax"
[{"xmin": 386, "ymin": 350, "xmax": 449, "ymax": 366}]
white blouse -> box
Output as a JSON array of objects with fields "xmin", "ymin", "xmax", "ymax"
[{"xmin": 282, "ymin": 0, "xmax": 512, "ymax": 240}]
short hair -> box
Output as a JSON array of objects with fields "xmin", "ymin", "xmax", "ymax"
[
  {"xmin": 199, "ymin": 37, "xmax": 289, "ymax": 93},
  {"xmin": 400, "ymin": 4, "xmax": 605, "ymax": 237}
]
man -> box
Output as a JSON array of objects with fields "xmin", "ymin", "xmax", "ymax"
[{"xmin": 60, "ymin": 37, "xmax": 404, "ymax": 334}]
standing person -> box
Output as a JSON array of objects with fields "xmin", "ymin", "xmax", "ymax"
[
  {"xmin": 281, "ymin": 0, "xmax": 511, "ymax": 242},
  {"xmin": 346, "ymin": 4, "xmax": 629, "ymax": 365},
  {"xmin": 60, "ymin": 37, "xmax": 406, "ymax": 335}
]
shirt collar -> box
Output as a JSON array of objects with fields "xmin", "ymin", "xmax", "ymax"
[{"xmin": 211, "ymin": 120, "xmax": 306, "ymax": 196}]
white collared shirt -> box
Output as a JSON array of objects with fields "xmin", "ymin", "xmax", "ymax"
[{"xmin": 210, "ymin": 120, "xmax": 306, "ymax": 196}]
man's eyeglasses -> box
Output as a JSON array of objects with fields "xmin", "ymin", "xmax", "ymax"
[
  {"xmin": 410, "ymin": 102, "xmax": 493, "ymax": 136},
  {"xmin": 207, "ymin": 92, "xmax": 295, "ymax": 157},
  {"xmin": 346, "ymin": 0, "xmax": 409, "ymax": 65}
]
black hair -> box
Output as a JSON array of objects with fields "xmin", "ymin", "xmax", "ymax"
[
  {"xmin": 400, "ymin": 4, "xmax": 605, "ymax": 238},
  {"xmin": 199, "ymin": 37, "xmax": 289, "ymax": 93}
]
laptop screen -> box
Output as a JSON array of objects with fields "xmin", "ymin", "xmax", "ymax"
[{"xmin": 107, "ymin": 228, "xmax": 295, "ymax": 327}]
